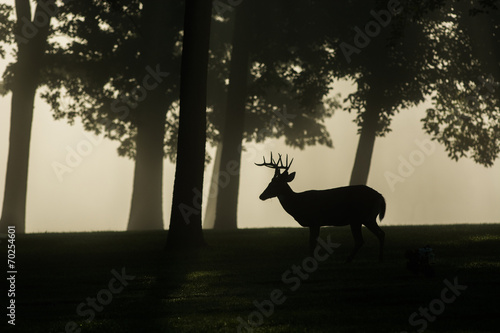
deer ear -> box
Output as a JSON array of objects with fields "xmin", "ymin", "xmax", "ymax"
[{"xmin": 286, "ymin": 172, "xmax": 296, "ymax": 182}]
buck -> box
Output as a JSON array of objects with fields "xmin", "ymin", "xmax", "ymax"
[{"xmin": 256, "ymin": 153, "xmax": 386, "ymax": 262}]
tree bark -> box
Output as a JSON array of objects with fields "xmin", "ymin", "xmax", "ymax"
[
  {"xmin": 127, "ymin": 0, "xmax": 170, "ymax": 231},
  {"xmin": 0, "ymin": 0, "xmax": 53, "ymax": 233},
  {"xmin": 166, "ymin": 0, "xmax": 212, "ymax": 249},
  {"xmin": 349, "ymin": 91, "xmax": 381, "ymax": 186},
  {"xmin": 212, "ymin": 4, "xmax": 251, "ymax": 230}
]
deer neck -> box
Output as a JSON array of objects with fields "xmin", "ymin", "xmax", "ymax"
[{"xmin": 277, "ymin": 185, "xmax": 298, "ymax": 216}]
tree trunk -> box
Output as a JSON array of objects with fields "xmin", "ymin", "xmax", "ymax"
[
  {"xmin": 349, "ymin": 92, "xmax": 381, "ymax": 186},
  {"xmin": 0, "ymin": 0, "xmax": 53, "ymax": 233},
  {"xmin": 166, "ymin": 0, "xmax": 212, "ymax": 250},
  {"xmin": 127, "ymin": 98, "xmax": 166, "ymax": 230},
  {"xmin": 212, "ymin": 4, "xmax": 251, "ymax": 230},
  {"xmin": 203, "ymin": 141, "xmax": 223, "ymax": 229},
  {"xmin": 127, "ymin": 1, "xmax": 170, "ymax": 231}
]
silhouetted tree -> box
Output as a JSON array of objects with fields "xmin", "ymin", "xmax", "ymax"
[
  {"xmin": 292, "ymin": 0, "xmax": 449, "ymax": 186},
  {"xmin": 422, "ymin": 1, "xmax": 500, "ymax": 166},
  {"xmin": 127, "ymin": 1, "xmax": 174, "ymax": 231},
  {"xmin": 340, "ymin": 0, "xmax": 500, "ymax": 183},
  {"xmin": 165, "ymin": 0, "xmax": 213, "ymax": 249},
  {"xmin": 212, "ymin": 3, "xmax": 251, "ymax": 230},
  {"xmin": 41, "ymin": 0, "xmax": 184, "ymax": 230},
  {"xmin": 0, "ymin": 0, "xmax": 53, "ymax": 233},
  {"xmin": 211, "ymin": 0, "xmax": 338, "ymax": 230},
  {"xmin": 334, "ymin": 0, "xmax": 442, "ymax": 185}
]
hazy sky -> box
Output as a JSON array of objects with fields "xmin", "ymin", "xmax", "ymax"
[{"xmin": 0, "ymin": 2, "xmax": 499, "ymax": 233}]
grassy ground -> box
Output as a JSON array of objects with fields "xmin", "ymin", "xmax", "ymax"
[{"xmin": 2, "ymin": 224, "xmax": 499, "ymax": 333}]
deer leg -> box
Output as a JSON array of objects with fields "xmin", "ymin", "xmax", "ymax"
[
  {"xmin": 365, "ymin": 221, "xmax": 385, "ymax": 262},
  {"xmin": 346, "ymin": 223, "xmax": 364, "ymax": 263},
  {"xmin": 309, "ymin": 225, "xmax": 320, "ymax": 255}
]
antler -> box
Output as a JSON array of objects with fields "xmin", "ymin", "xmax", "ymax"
[{"xmin": 255, "ymin": 152, "xmax": 294, "ymax": 172}]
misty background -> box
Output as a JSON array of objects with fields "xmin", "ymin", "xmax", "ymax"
[
  {"xmin": 1, "ymin": 78, "xmax": 498, "ymax": 232},
  {"xmin": 0, "ymin": 0, "xmax": 499, "ymax": 233}
]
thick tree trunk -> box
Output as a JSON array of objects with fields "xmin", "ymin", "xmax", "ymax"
[
  {"xmin": 166, "ymin": 0, "xmax": 212, "ymax": 250},
  {"xmin": 127, "ymin": 1, "xmax": 170, "ymax": 231},
  {"xmin": 349, "ymin": 93, "xmax": 381, "ymax": 186},
  {"xmin": 127, "ymin": 100, "xmax": 166, "ymax": 230},
  {"xmin": 212, "ymin": 4, "xmax": 250, "ymax": 230},
  {"xmin": 0, "ymin": 78, "xmax": 36, "ymax": 234},
  {"xmin": 0, "ymin": 0, "xmax": 53, "ymax": 233}
]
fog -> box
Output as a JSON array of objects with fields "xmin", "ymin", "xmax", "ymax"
[
  {"xmin": 0, "ymin": 0, "xmax": 499, "ymax": 233},
  {"xmin": 1, "ymin": 87, "xmax": 498, "ymax": 233}
]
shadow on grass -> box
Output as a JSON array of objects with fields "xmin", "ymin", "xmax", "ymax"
[
  {"xmin": 4, "ymin": 224, "xmax": 500, "ymax": 332},
  {"xmin": 5, "ymin": 231, "xmax": 199, "ymax": 333}
]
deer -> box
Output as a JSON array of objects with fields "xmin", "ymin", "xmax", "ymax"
[{"xmin": 256, "ymin": 153, "xmax": 386, "ymax": 263}]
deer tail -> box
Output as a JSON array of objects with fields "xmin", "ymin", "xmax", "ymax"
[{"xmin": 379, "ymin": 195, "xmax": 386, "ymax": 222}]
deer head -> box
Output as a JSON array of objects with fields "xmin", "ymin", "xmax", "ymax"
[{"xmin": 256, "ymin": 153, "xmax": 295, "ymax": 200}]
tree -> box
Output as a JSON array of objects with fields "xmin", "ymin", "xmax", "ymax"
[
  {"xmin": 165, "ymin": 0, "xmax": 213, "ymax": 249},
  {"xmin": 422, "ymin": 0, "xmax": 500, "ymax": 166},
  {"xmin": 0, "ymin": 0, "xmax": 54, "ymax": 233},
  {"xmin": 211, "ymin": 0, "xmax": 338, "ymax": 230},
  {"xmin": 126, "ymin": 0, "xmax": 173, "ymax": 230},
  {"xmin": 212, "ymin": 2, "xmax": 251, "ymax": 230},
  {"xmin": 313, "ymin": 0, "xmax": 447, "ymax": 186},
  {"xmin": 345, "ymin": 1, "xmax": 438, "ymax": 185},
  {"xmin": 41, "ymin": 0, "xmax": 185, "ymax": 231},
  {"xmin": 339, "ymin": 0, "xmax": 500, "ymax": 184}
]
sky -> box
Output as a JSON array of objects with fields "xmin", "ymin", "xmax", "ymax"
[{"xmin": 0, "ymin": 1, "xmax": 499, "ymax": 233}]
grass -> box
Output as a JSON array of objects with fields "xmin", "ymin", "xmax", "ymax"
[{"xmin": 3, "ymin": 224, "xmax": 500, "ymax": 332}]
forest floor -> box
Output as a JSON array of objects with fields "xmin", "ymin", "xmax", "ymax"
[{"xmin": 3, "ymin": 224, "xmax": 500, "ymax": 333}]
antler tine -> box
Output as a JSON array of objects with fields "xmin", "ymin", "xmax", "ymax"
[
  {"xmin": 286, "ymin": 155, "xmax": 294, "ymax": 171},
  {"xmin": 255, "ymin": 152, "xmax": 291, "ymax": 169},
  {"xmin": 255, "ymin": 152, "xmax": 279, "ymax": 168},
  {"xmin": 255, "ymin": 156, "xmax": 271, "ymax": 168},
  {"xmin": 277, "ymin": 153, "xmax": 283, "ymax": 168},
  {"xmin": 282, "ymin": 154, "xmax": 293, "ymax": 171}
]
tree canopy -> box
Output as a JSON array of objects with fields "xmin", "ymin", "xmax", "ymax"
[{"xmin": 422, "ymin": 0, "xmax": 500, "ymax": 166}]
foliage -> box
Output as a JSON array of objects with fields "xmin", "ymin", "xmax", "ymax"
[
  {"xmin": 36, "ymin": 0, "xmax": 184, "ymax": 160},
  {"xmin": 3, "ymin": 0, "xmax": 497, "ymax": 166},
  {"xmin": 0, "ymin": 3, "xmax": 13, "ymax": 58},
  {"xmin": 317, "ymin": 0, "xmax": 445, "ymax": 137},
  {"xmin": 243, "ymin": 0, "xmax": 340, "ymax": 149},
  {"xmin": 422, "ymin": 0, "xmax": 500, "ymax": 166},
  {"xmin": 309, "ymin": 0, "xmax": 500, "ymax": 166},
  {"xmin": 27, "ymin": 0, "xmax": 339, "ymax": 161},
  {"xmin": 208, "ymin": 0, "xmax": 341, "ymax": 151},
  {"xmin": 0, "ymin": 3, "xmax": 14, "ymax": 97}
]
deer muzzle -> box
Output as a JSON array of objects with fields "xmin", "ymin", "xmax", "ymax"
[{"xmin": 259, "ymin": 188, "xmax": 273, "ymax": 201}]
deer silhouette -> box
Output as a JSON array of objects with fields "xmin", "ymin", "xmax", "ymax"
[{"xmin": 256, "ymin": 153, "xmax": 386, "ymax": 262}]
